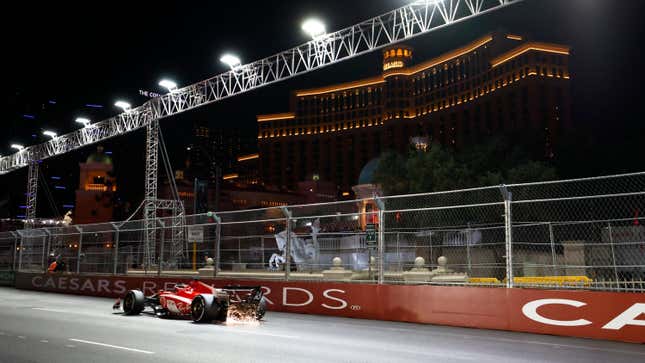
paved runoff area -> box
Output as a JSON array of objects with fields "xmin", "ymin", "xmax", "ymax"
[{"xmin": 0, "ymin": 287, "xmax": 643, "ymax": 363}]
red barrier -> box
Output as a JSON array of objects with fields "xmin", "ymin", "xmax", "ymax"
[{"xmin": 14, "ymin": 273, "xmax": 644, "ymax": 343}]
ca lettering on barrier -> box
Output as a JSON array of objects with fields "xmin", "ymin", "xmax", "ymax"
[
  {"xmin": 602, "ymin": 303, "xmax": 645, "ymax": 330},
  {"xmin": 163, "ymin": 282, "xmax": 177, "ymax": 291},
  {"xmin": 322, "ymin": 289, "xmax": 348, "ymax": 310},
  {"xmin": 142, "ymin": 281, "xmax": 157, "ymax": 295},
  {"xmin": 81, "ymin": 279, "xmax": 96, "ymax": 292},
  {"xmin": 283, "ymin": 287, "xmax": 314, "ymax": 307},
  {"xmin": 69, "ymin": 278, "xmax": 80, "ymax": 290},
  {"xmin": 113, "ymin": 280, "xmax": 127, "ymax": 295},
  {"xmin": 523, "ymin": 299, "xmax": 645, "ymax": 331},
  {"xmin": 261, "ymin": 287, "xmax": 274, "ymax": 305},
  {"xmin": 97, "ymin": 279, "xmax": 110, "ymax": 293},
  {"xmin": 522, "ymin": 299, "xmax": 592, "ymax": 327},
  {"xmin": 43, "ymin": 277, "xmax": 56, "ymax": 289}
]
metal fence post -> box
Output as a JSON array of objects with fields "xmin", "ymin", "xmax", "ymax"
[
  {"xmin": 548, "ymin": 222, "xmax": 557, "ymax": 276},
  {"xmin": 158, "ymin": 219, "xmax": 165, "ymax": 276},
  {"xmin": 430, "ymin": 232, "xmax": 434, "ymax": 269},
  {"xmin": 607, "ymin": 222, "xmax": 620, "ymax": 287},
  {"xmin": 375, "ymin": 196, "xmax": 386, "ymax": 284},
  {"xmin": 466, "ymin": 223, "xmax": 472, "ymax": 276},
  {"xmin": 368, "ymin": 238, "xmax": 373, "ymax": 281},
  {"xmin": 281, "ymin": 207, "xmax": 292, "ymax": 281},
  {"xmin": 10, "ymin": 231, "xmax": 18, "ymax": 271},
  {"xmin": 396, "ymin": 232, "xmax": 400, "ymax": 272},
  {"xmin": 18, "ymin": 231, "xmax": 25, "ymax": 271},
  {"xmin": 112, "ymin": 223, "xmax": 120, "ymax": 275},
  {"xmin": 75, "ymin": 226, "xmax": 83, "ymax": 274},
  {"xmin": 261, "ymin": 236, "xmax": 266, "ymax": 271},
  {"xmin": 500, "ymin": 185, "xmax": 513, "ymax": 288},
  {"xmin": 42, "ymin": 229, "xmax": 52, "ymax": 272},
  {"xmin": 214, "ymin": 214, "xmax": 221, "ymax": 278}
]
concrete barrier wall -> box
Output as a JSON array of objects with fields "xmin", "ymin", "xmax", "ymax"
[
  {"xmin": 14, "ymin": 272, "xmax": 644, "ymax": 344},
  {"xmin": 0, "ymin": 271, "xmax": 15, "ymax": 287}
]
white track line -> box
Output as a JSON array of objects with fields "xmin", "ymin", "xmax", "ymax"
[
  {"xmin": 69, "ymin": 339, "xmax": 154, "ymax": 355},
  {"xmin": 32, "ymin": 307, "xmax": 69, "ymax": 313}
]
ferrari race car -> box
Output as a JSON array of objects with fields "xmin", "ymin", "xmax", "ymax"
[{"xmin": 113, "ymin": 279, "xmax": 267, "ymax": 323}]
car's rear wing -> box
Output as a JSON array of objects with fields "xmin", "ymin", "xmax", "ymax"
[{"xmin": 221, "ymin": 286, "xmax": 263, "ymax": 304}]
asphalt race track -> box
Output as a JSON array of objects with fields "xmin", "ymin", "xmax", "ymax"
[{"xmin": 0, "ymin": 287, "xmax": 643, "ymax": 363}]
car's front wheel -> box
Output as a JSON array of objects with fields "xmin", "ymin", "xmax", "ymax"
[{"xmin": 123, "ymin": 290, "xmax": 145, "ymax": 315}]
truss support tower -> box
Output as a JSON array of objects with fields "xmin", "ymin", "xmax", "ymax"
[
  {"xmin": 25, "ymin": 161, "xmax": 39, "ymax": 229},
  {"xmin": 143, "ymin": 120, "xmax": 160, "ymax": 267}
]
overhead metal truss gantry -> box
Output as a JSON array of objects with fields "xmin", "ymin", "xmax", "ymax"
[{"xmin": 0, "ymin": 0, "xmax": 522, "ymax": 264}]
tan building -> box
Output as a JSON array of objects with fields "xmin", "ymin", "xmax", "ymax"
[
  {"xmin": 257, "ymin": 33, "xmax": 572, "ymax": 193},
  {"xmin": 74, "ymin": 147, "xmax": 117, "ymax": 224}
]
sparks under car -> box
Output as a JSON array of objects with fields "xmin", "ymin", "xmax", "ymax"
[{"xmin": 113, "ymin": 279, "xmax": 267, "ymax": 323}]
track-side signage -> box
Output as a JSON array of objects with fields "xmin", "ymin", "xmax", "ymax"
[{"xmin": 15, "ymin": 272, "xmax": 645, "ymax": 343}]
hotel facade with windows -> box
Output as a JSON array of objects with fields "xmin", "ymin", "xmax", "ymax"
[{"xmin": 257, "ymin": 33, "xmax": 571, "ymax": 193}]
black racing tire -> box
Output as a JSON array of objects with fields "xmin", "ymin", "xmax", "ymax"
[
  {"xmin": 123, "ymin": 290, "xmax": 145, "ymax": 315},
  {"xmin": 191, "ymin": 294, "xmax": 221, "ymax": 323},
  {"xmin": 215, "ymin": 300, "xmax": 229, "ymax": 323},
  {"xmin": 255, "ymin": 297, "xmax": 267, "ymax": 320}
]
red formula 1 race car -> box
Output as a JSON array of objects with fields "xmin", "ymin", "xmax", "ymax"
[{"xmin": 113, "ymin": 279, "xmax": 266, "ymax": 323}]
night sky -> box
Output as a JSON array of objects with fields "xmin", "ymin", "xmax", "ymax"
[{"xmin": 2, "ymin": 0, "xmax": 644, "ymax": 218}]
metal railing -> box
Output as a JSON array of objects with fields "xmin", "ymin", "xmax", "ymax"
[{"xmin": 1, "ymin": 171, "xmax": 643, "ymax": 292}]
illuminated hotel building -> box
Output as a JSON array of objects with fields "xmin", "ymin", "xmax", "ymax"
[{"xmin": 257, "ymin": 33, "xmax": 571, "ymax": 192}]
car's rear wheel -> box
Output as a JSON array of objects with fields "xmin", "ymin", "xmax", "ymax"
[
  {"xmin": 191, "ymin": 294, "xmax": 221, "ymax": 323},
  {"xmin": 215, "ymin": 300, "xmax": 229, "ymax": 322},
  {"xmin": 123, "ymin": 290, "xmax": 145, "ymax": 315}
]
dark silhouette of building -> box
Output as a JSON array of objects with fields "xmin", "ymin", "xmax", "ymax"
[
  {"xmin": 257, "ymin": 33, "xmax": 571, "ymax": 192},
  {"xmin": 162, "ymin": 153, "xmax": 338, "ymax": 214},
  {"xmin": 186, "ymin": 121, "xmax": 257, "ymax": 181}
]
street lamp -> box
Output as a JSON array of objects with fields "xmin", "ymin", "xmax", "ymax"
[
  {"xmin": 220, "ymin": 54, "xmax": 242, "ymax": 70},
  {"xmin": 413, "ymin": 0, "xmax": 445, "ymax": 4},
  {"xmin": 114, "ymin": 101, "xmax": 132, "ymax": 112},
  {"xmin": 75, "ymin": 118, "xmax": 91, "ymax": 128},
  {"xmin": 302, "ymin": 18, "xmax": 326, "ymax": 39},
  {"xmin": 11, "ymin": 144, "xmax": 25, "ymax": 151},
  {"xmin": 43, "ymin": 130, "xmax": 57, "ymax": 139},
  {"xmin": 159, "ymin": 79, "xmax": 178, "ymax": 93}
]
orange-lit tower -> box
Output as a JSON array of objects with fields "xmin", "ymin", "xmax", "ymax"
[
  {"xmin": 382, "ymin": 45, "xmax": 414, "ymax": 73},
  {"xmin": 74, "ymin": 146, "xmax": 117, "ymax": 224}
]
